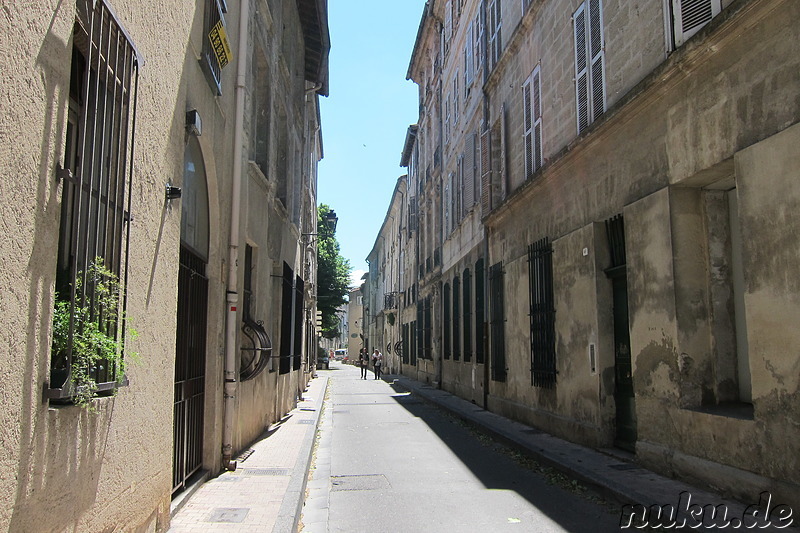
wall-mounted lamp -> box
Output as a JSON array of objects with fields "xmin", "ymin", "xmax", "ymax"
[
  {"xmin": 186, "ymin": 109, "xmax": 202, "ymax": 137},
  {"xmin": 302, "ymin": 210, "xmax": 339, "ymax": 239},
  {"xmin": 166, "ymin": 183, "xmax": 182, "ymax": 201}
]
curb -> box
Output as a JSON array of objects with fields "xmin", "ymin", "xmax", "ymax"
[{"xmin": 272, "ymin": 376, "xmax": 329, "ymax": 533}]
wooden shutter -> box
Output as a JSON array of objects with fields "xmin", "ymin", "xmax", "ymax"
[
  {"xmin": 465, "ymin": 22, "xmax": 473, "ymax": 88},
  {"xmin": 480, "ymin": 129, "xmax": 491, "ymax": 215},
  {"xmin": 574, "ymin": 3, "xmax": 589, "ymax": 134},
  {"xmin": 523, "ymin": 77, "xmax": 534, "ymax": 179},
  {"xmin": 672, "ymin": 0, "xmax": 721, "ymax": 46},
  {"xmin": 445, "ymin": 0, "xmax": 453, "ymax": 45},
  {"xmin": 464, "ymin": 132, "xmax": 475, "ymax": 208},
  {"xmin": 532, "ymin": 67, "xmax": 543, "ymax": 172},
  {"xmin": 588, "ymin": 0, "xmax": 605, "ymax": 122},
  {"xmin": 523, "ymin": 66, "xmax": 543, "ymax": 179}
]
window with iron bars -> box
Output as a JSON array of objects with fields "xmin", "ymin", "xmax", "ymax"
[
  {"xmin": 201, "ymin": 0, "xmax": 228, "ymax": 95},
  {"xmin": 463, "ymin": 268, "xmax": 472, "ymax": 362},
  {"xmin": 443, "ymin": 283, "xmax": 451, "ymax": 360},
  {"xmin": 279, "ymin": 263, "xmax": 294, "ymax": 374},
  {"xmin": 529, "ymin": 238, "xmax": 556, "ymax": 388},
  {"xmin": 49, "ymin": 0, "xmax": 141, "ymax": 401},
  {"xmin": 489, "ymin": 262, "xmax": 506, "ymax": 381},
  {"xmin": 475, "ymin": 258, "xmax": 485, "ymax": 364},
  {"xmin": 453, "ymin": 276, "xmax": 461, "ymax": 361}
]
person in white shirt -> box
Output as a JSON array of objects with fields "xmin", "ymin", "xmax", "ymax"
[{"xmin": 372, "ymin": 349, "xmax": 383, "ymax": 380}]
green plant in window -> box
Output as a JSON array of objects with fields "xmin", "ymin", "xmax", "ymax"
[{"xmin": 52, "ymin": 258, "xmax": 138, "ymax": 409}]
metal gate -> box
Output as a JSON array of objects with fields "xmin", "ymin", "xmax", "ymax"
[{"xmin": 173, "ymin": 245, "xmax": 208, "ymax": 494}]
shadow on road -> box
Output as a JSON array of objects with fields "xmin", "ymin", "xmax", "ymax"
[{"xmin": 381, "ymin": 377, "xmax": 620, "ymax": 532}]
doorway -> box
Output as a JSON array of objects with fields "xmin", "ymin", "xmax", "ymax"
[{"xmin": 173, "ymin": 137, "xmax": 210, "ymax": 494}]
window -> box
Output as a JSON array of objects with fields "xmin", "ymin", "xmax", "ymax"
[
  {"xmin": 523, "ymin": 66, "xmax": 543, "ymax": 179},
  {"xmin": 443, "ymin": 283, "xmax": 451, "ymax": 359},
  {"xmin": 463, "ymin": 268, "xmax": 472, "ymax": 362},
  {"xmin": 475, "ymin": 258, "xmax": 485, "ymax": 364},
  {"xmin": 464, "ymin": 24, "xmax": 474, "ymax": 89},
  {"xmin": 453, "ymin": 74, "xmax": 459, "ymax": 124},
  {"xmin": 487, "ymin": 0, "xmax": 502, "ymax": 70},
  {"xmin": 453, "ymin": 276, "xmax": 461, "ymax": 361},
  {"xmin": 489, "ymin": 262, "xmax": 506, "ymax": 381},
  {"xmin": 529, "ymin": 238, "xmax": 556, "ymax": 388},
  {"xmin": 202, "ymin": 0, "xmax": 229, "ymax": 94},
  {"xmin": 279, "ymin": 263, "xmax": 294, "ymax": 374},
  {"xmin": 50, "ymin": 0, "xmax": 141, "ymax": 399},
  {"xmin": 474, "ymin": 10, "xmax": 484, "ymax": 76},
  {"xmin": 293, "ymin": 276, "xmax": 304, "ymax": 371},
  {"xmin": 445, "ymin": 0, "xmax": 453, "ymax": 55},
  {"xmin": 672, "ymin": 0, "xmax": 721, "ymax": 47},
  {"xmin": 251, "ymin": 41, "xmax": 271, "ymax": 178},
  {"xmin": 574, "ymin": 0, "xmax": 605, "ymax": 134}
]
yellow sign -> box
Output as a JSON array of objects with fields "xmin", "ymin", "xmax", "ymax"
[{"xmin": 208, "ymin": 20, "xmax": 233, "ymax": 69}]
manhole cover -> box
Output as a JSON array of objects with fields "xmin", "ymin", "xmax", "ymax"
[
  {"xmin": 208, "ymin": 508, "xmax": 249, "ymax": 523},
  {"xmin": 331, "ymin": 474, "xmax": 390, "ymax": 492},
  {"xmin": 242, "ymin": 468, "xmax": 292, "ymax": 476}
]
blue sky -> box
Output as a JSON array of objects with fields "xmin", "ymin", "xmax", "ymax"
[{"xmin": 318, "ymin": 1, "xmax": 426, "ymax": 286}]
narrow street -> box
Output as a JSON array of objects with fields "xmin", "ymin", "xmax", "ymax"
[{"xmin": 301, "ymin": 363, "xmax": 620, "ymax": 533}]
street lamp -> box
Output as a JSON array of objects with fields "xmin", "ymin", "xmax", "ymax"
[{"xmin": 302, "ymin": 209, "xmax": 338, "ymax": 240}]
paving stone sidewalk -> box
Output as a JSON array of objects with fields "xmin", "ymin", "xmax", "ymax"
[{"xmin": 168, "ymin": 376, "xmax": 328, "ymax": 533}]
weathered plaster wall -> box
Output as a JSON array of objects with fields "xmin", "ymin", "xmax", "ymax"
[{"xmin": 0, "ymin": 0, "xmax": 196, "ymax": 530}]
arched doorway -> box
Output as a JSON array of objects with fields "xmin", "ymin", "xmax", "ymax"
[{"xmin": 173, "ymin": 136, "xmax": 210, "ymax": 495}]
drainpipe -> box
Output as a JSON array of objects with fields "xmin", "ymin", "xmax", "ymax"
[{"xmin": 222, "ymin": 0, "xmax": 251, "ymax": 472}]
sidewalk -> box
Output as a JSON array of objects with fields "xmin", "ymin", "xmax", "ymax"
[{"xmin": 168, "ymin": 375, "xmax": 328, "ymax": 533}]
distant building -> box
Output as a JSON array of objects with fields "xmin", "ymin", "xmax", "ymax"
[
  {"xmin": 347, "ymin": 286, "xmax": 365, "ymax": 362},
  {"xmin": 369, "ymin": 0, "xmax": 800, "ymax": 510}
]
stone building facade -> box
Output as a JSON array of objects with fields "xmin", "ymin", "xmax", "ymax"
[
  {"xmin": 0, "ymin": 0, "xmax": 329, "ymax": 530},
  {"xmin": 372, "ymin": 0, "xmax": 800, "ymax": 509}
]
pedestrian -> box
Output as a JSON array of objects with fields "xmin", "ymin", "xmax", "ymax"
[
  {"xmin": 359, "ymin": 348, "xmax": 369, "ymax": 379},
  {"xmin": 372, "ymin": 348, "xmax": 383, "ymax": 380}
]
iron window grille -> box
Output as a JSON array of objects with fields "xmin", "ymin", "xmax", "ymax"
[
  {"xmin": 453, "ymin": 277, "xmax": 461, "ymax": 361},
  {"xmin": 424, "ymin": 297, "xmax": 433, "ymax": 360},
  {"xmin": 293, "ymin": 276, "xmax": 304, "ymax": 371},
  {"xmin": 463, "ymin": 268, "xmax": 472, "ymax": 362},
  {"xmin": 279, "ymin": 263, "xmax": 294, "ymax": 374},
  {"xmin": 529, "ymin": 238, "xmax": 556, "ymax": 388},
  {"xmin": 201, "ymin": 0, "xmax": 227, "ymax": 95},
  {"xmin": 443, "ymin": 283, "xmax": 451, "ymax": 359},
  {"xmin": 384, "ymin": 292, "xmax": 398, "ymax": 310},
  {"xmin": 48, "ymin": 0, "xmax": 142, "ymax": 401},
  {"xmin": 489, "ymin": 262, "xmax": 506, "ymax": 381},
  {"xmin": 475, "ymin": 259, "xmax": 485, "ymax": 365}
]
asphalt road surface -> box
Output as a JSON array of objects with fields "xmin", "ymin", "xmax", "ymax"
[{"xmin": 302, "ymin": 363, "xmax": 622, "ymax": 533}]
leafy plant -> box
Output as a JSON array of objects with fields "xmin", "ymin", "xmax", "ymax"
[
  {"xmin": 316, "ymin": 204, "xmax": 351, "ymax": 338},
  {"xmin": 52, "ymin": 258, "xmax": 138, "ymax": 408}
]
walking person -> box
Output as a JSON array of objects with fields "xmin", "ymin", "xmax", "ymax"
[
  {"xmin": 359, "ymin": 348, "xmax": 369, "ymax": 379},
  {"xmin": 372, "ymin": 348, "xmax": 383, "ymax": 380}
]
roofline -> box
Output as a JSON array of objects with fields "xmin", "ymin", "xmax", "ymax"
[
  {"xmin": 400, "ymin": 124, "xmax": 418, "ymax": 167},
  {"xmin": 366, "ymin": 176, "xmax": 407, "ymax": 263},
  {"xmin": 406, "ymin": 1, "xmax": 437, "ymax": 81}
]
